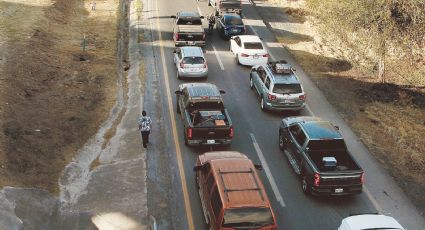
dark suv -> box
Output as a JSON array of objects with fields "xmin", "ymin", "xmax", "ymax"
[
  {"xmin": 216, "ymin": 13, "xmax": 245, "ymax": 39},
  {"xmin": 250, "ymin": 60, "xmax": 306, "ymax": 112}
]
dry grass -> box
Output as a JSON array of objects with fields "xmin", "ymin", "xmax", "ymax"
[{"xmin": 0, "ymin": 0, "xmax": 120, "ymax": 194}]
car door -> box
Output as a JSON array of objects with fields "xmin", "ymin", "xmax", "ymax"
[
  {"xmin": 199, "ymin": 163, "xmax": 214, "ymax": 225},
  {"xmin": 252, "ymin": 66, "xmax": 264, "ymax": 95},
  {"xmin": 263, "ymin": 76, "xmax": 272, "ymax": 97},
  {"xmin": 178, "ymin": 88, "xmax": 188, "ymax": 120},
  {"xmin": 216, "ymin": 16, "xmax": 224, "ymax": 31},
  {"xmin": 257, "ymin": 70, "xmax": 267, "ymax": 96},
  {"xmin": 230, "ymin": 36, "xmax": 241, "ymax": 54},
  {"xmin": 288, "ymin": 124, "xmax": 307, "ymax": 165}
]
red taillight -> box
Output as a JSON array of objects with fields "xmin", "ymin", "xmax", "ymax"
[
  {"xmin": 187, "ymin": 128, "xmax": 192, "ymax": 139},
  {"xmin": 229, "ymin": 127, "xmax": 234, "ymax": 138},
  {"xmin": 299, "ymin": 94, "xmax": 306, "ymax": 100},
  {"xmin": 360, "ymin": 172, "xmax": 365, "ymax": 184},
  {"xmin": 175, "ymin": 33, "xmax": 179, "ymax": 41},
  {"xmin": 267, "ymin": 93, "xmax": 277, "ymax": 101},
  {"xmin": 314, "ymin": 173, "xmax": 320, "ymax": 186},
  {"xmin": 262, "ymin": 53, "xmax": 269, "ymax": 57},
  {"xmin": 241, "ymin": 53, "xmax": 249, "ymax": 57}
]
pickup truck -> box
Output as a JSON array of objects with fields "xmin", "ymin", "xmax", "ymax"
[
  {"xmin": 278, "ymin": 116, "xmax": 364, "ymax": 196},
  {"xmin": 171, "ymin": 12, "xmax": 206, "ymax": 47},
  {"xmin": 209, "ymin": 0, "xmax": 242, "ymax": 15},
  {"xmin": 175, "ymin": 83, "xmax": 233, "ymax": 146}
]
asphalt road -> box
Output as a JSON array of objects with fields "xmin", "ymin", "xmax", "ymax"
[{"xmin": 143, "ymin": 0, "xmax": 425, "ymax": 229}]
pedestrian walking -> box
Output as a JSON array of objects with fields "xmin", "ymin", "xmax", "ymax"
[
  {"xmin": 208, "ymin": 13, "xmax": 216, "ymax": 33},
  {"xmin": 138, "ymin": 110, "xmax": 152, "ymax": 148},
  {"xmin": 91, "ymin": 1, "xmax": 96, "ymax": 11}
]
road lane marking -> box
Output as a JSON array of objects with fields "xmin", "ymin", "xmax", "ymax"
[
  {"xmin": 245, "ymin": 3, "xmax": 384, "ymax": 215},
  {"xmin": 250, "ymin": 133, "xmax": 286, "ymax": 207},
  {"xmin": 154, "ymin": 1, "xmax": 195, "ymax": 229},
  {"xmin": 212, "ymin": 45, "xmax": 225, "ymax": 70}
]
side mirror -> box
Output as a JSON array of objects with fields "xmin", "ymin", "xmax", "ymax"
[
  {"xmin": 259, "ymin": 37, "xmax": 263, "ymax": 41},
  {"xmin": 292, "ymin": 68, "xmax": 296, "ymax": 72},
  {"xmin": 254, "ymin": 164, "xmax": 263, "ymax": 171},
  {"xmin": 334, "ymin": 126, "xmax": 340, "ymax": 130},
  {"xmin": 200, "ymin": 16, "xmax": 204, "ymax": 19},
  {"xmin": 171, "ymin": 15, "xmax": 176, "ymax": 18},
  {"xmin": 175, "ymin": 90, "xmax": 182, "ymax": 95},
  {"xmin": 219, "ymin": 90, "xmax": 226, "ymax": 94},
  {"xmin": 193, "ymin": 165, "xmax": 202, "ymax": 171},
  {"xmin": 173, "ymin": 50, "xmax": 177, "ymax": 53},
  {"xmin": 251, "ymin": 68, "xmax": 257, "ymax": 72}
]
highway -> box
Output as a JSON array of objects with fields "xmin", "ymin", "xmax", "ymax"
[{"xmin": 141, "ymin": 0, "xmax": 425, "ymax": 229}]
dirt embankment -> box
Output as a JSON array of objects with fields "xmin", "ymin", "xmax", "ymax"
[
  {"xmin": 0, "ymin": 0, "xmax": 119, "ymax": 194},
  {"xmin": 257, "ymin": 0, "xmax": 425, "ymax": 216}
]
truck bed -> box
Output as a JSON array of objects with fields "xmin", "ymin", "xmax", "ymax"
[{"xmin": 307, "ymin": 150, "xmax": 361, "ymax": 172}]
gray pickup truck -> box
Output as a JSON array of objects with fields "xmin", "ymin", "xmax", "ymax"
[
  {"xmin": 175, "ymin": 83, "xmax": 233, "ymax": 146},
  {"xmin": 279, "ymin": 116, "xmax": 364, "ymax": 196},
  {"xmin": 171, "ymin": 12, "xmax": 206, "ymax": 47}
]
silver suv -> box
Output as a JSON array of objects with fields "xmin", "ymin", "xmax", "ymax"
[
  {"xmin": 250, "ymin": 60, "xmax": 306, "ymax": 112},
  {"xmin": 173, "ymin": 46, "xmax": 208, "ymax": 79}
]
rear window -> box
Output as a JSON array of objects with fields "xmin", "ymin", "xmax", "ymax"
[
  {"xmin": 177, "ymin": 17, "xmax": 202, "ymax": 25},
  {"xmin": 244, "ymin": 42, "xmax": 263, "ymax": 49},
  {"xmin": 222, "ymin": 207, "xmax": 274, "ymax": 228},
  {"xmin": 307, "ymin": 139, "xmax": 347, "ymax": 151},
  {"xmin": 224, "ymin": 16, "xmax": 243, "ymax": 26},
  {"xmin": 189, "ymin": 101, "xmax": 224, "ymax": 110},
  {"xmin": 272, "ymin": 84, "xmax": 302, "ymax": 94},
  {"xmin": 182, "ymin": 57, "xmax": 205, "ymax": 64}
]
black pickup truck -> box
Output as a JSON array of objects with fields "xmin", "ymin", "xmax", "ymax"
[
  {"xmin": 175, "ymin": 83, "xmax": 233, "ymax": 146},
  {"xmin": 279, "ymin": 116, "xmax": 364, "ymax": 196},
  {"xmin": 171, "ymin": 12, "xmax": 206, "ymax": 47}
]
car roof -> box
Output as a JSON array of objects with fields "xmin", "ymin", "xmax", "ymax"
[
  {"xmin": 202, "ymin": 151, "xmax": 271, "ymax": 208},
  {"xmin": 341, "ymin": 214, "xmax": 405, "ymax": 230},
  {"xmin": 178, "ymin": 11, "xmax": 200, "ymax": 17},
  {"xmin": 180, "ymin": 46, "xmax": 204, "ymax": 57},
  {"xmin": 283, "ymin": 116, "xmax": 342, "ymax": 139},
  {"xmin": 179, "ymin": 83, "xmax": 221, "ymax": 98},
  {"xmin": 238, "ymin": 35, "xmax": 262, "ymax": 43},
  {"xmin": 263, "ymin": 61, "xmax": 300, "ymax": 84}
]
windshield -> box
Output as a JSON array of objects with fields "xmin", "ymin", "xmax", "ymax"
[
  {"xmin": 244, "ymin": 42, "xmax": 263, "ymax": 49},
  {"xmin": 222, "ymin": 207, "xmax": 274, "ymax": 228},
  {"xmin": 272, "ymin": 84, "xmax": 302, "ymax": 94},
  {"xmin": 224, "ymin": 16, "xmax": 243, "ymax": 26},
  {"xmin": 307, "ymin": 139, "xmax": 347, "ymax": 151},
  {"xmin": 182, "ymin": 57, "xmax": 205, "ymax": 65},
  {"xmin": 177, "ymin": 17, "xmax": 202, "ymax": 25}
]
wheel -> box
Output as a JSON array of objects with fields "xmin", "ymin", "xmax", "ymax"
[
  {"xmin": 177, "ymin": 71, "xmax": 182, "ymax": 80},
  {"xmin": 260, "ymin": 97, "xmax": 266, "ymax": 111},
  {"xmin": 176, "ymin": 102, "xmax": 181, "ymax": 114},
  {"xmin": 236, "ymin": 55, "xmax": 241, "ymax": 65},
  {"xmin": 302, "ymin": 175, "xmax": 311, "ymax": 194},
  {"xmin": 249, "ymin": 75, "xmax": 254, "ymax": 89},
  {"xmin": 279, "ymin": 132, "xmax": 285, "ymax": 150},
  {"xmin": 184, "ymin": 135, "xmax": 189, "ymax": 146}
]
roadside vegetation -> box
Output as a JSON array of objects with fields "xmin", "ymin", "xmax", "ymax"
[
  {"xmin": 263, "ymin": 0, "xmax": 425, "ymax": 215},
  {"xmin": 0, "ymin": 0, "xmax": 119, "ymax": 194}
]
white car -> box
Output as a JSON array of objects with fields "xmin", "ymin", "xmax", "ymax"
[
  {"xmin": 173, "ymin": 46, "xmax": 208, "ymax": 79},
  {"xmin": 338, "ymin": 214, "xmax": 405, "ymax": 230},
  {"xmin": 229, "ymin": 35, "xmax": 269, "ymax": 66}
]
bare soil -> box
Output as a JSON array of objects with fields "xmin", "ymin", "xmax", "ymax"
[
  {"xmin": 257, "ymin": 0, "xmax": 425, "ymax": 216},
  {"xmin": 0, "ymin": 0, "xmax": 119, "ymax": 194}
]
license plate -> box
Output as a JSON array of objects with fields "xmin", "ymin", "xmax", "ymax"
[
  {"xmin": 335, "ymin": 188, "xmax": 343, "ymax": 193},
  {"xmin": 207, "ymin": 140, "xmax": 215, "ymax": 144},
  {"xmin": 189, "ymin": 68, "xmax": 199, "ymax": 72},
  {"xmin": 253, "ymin": 55, "xmax": 259, "ymax": 59},
  {"xmin": 232, "ymin": 29, "xmax": 238, "ymax": 33},
  {"xmin": 283, "ymin": 99, "xmax": 293, "ymax": 103},
  {"xmin": 188, "ymin": 41, "xmax": 195, "ymax": 45}
]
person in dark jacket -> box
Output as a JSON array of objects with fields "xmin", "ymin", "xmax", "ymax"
[{"xmin": 208, "ymin": 13, "xmax": 216, "ymax": 33}]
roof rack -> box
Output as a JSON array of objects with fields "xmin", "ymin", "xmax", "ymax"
[
  {"xmin": 218, "ymin": 168, "xmax": 265, "ymax": 202},
  {"xmin": 268, "ymin": 60, "xmax": 292, "ymax": 74}
]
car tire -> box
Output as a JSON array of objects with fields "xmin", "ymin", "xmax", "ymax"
[
  {"xmin": 177, "ymin": 71, "xmax": 182, "ymax": 80},
  {"xmin": 250, "ymin": 76, "xmax": 254, "ymax": 89},
  {"xmin": 176, "ymin": 102, "xmax": 181, "ymax": 114},
  {"xmin": 279, "ymin": 132, "xmax": 285, "ymax": 150},
  {"xmin": 236, "ymin": 55, "xmax": 241, "ymax": 65},
  {"xmin": 260, "ymin": 97, "xmax": 266, "ymax": 111},
  {"xmin": 302, "ymin": 175, "xmax": 311, "ymax": 195},
  {"xmin": 184, "ymin": 135, "xmax": 189, "ymax": 146}
]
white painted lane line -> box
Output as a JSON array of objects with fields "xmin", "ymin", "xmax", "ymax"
[
  {"xmin": 364, "ymin": 186, "xmax": 383, "ymax": 213},
  {"xmin": 250, "ymin": 133, "xmax": 286, "ymax": 207},
  {"xmin": 212, "ymin": 45, "xmax": 225, "ymax": 70},
  {"xmin": 305, "ymin": 104, "xmax": 315, "ymax": 116}
]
